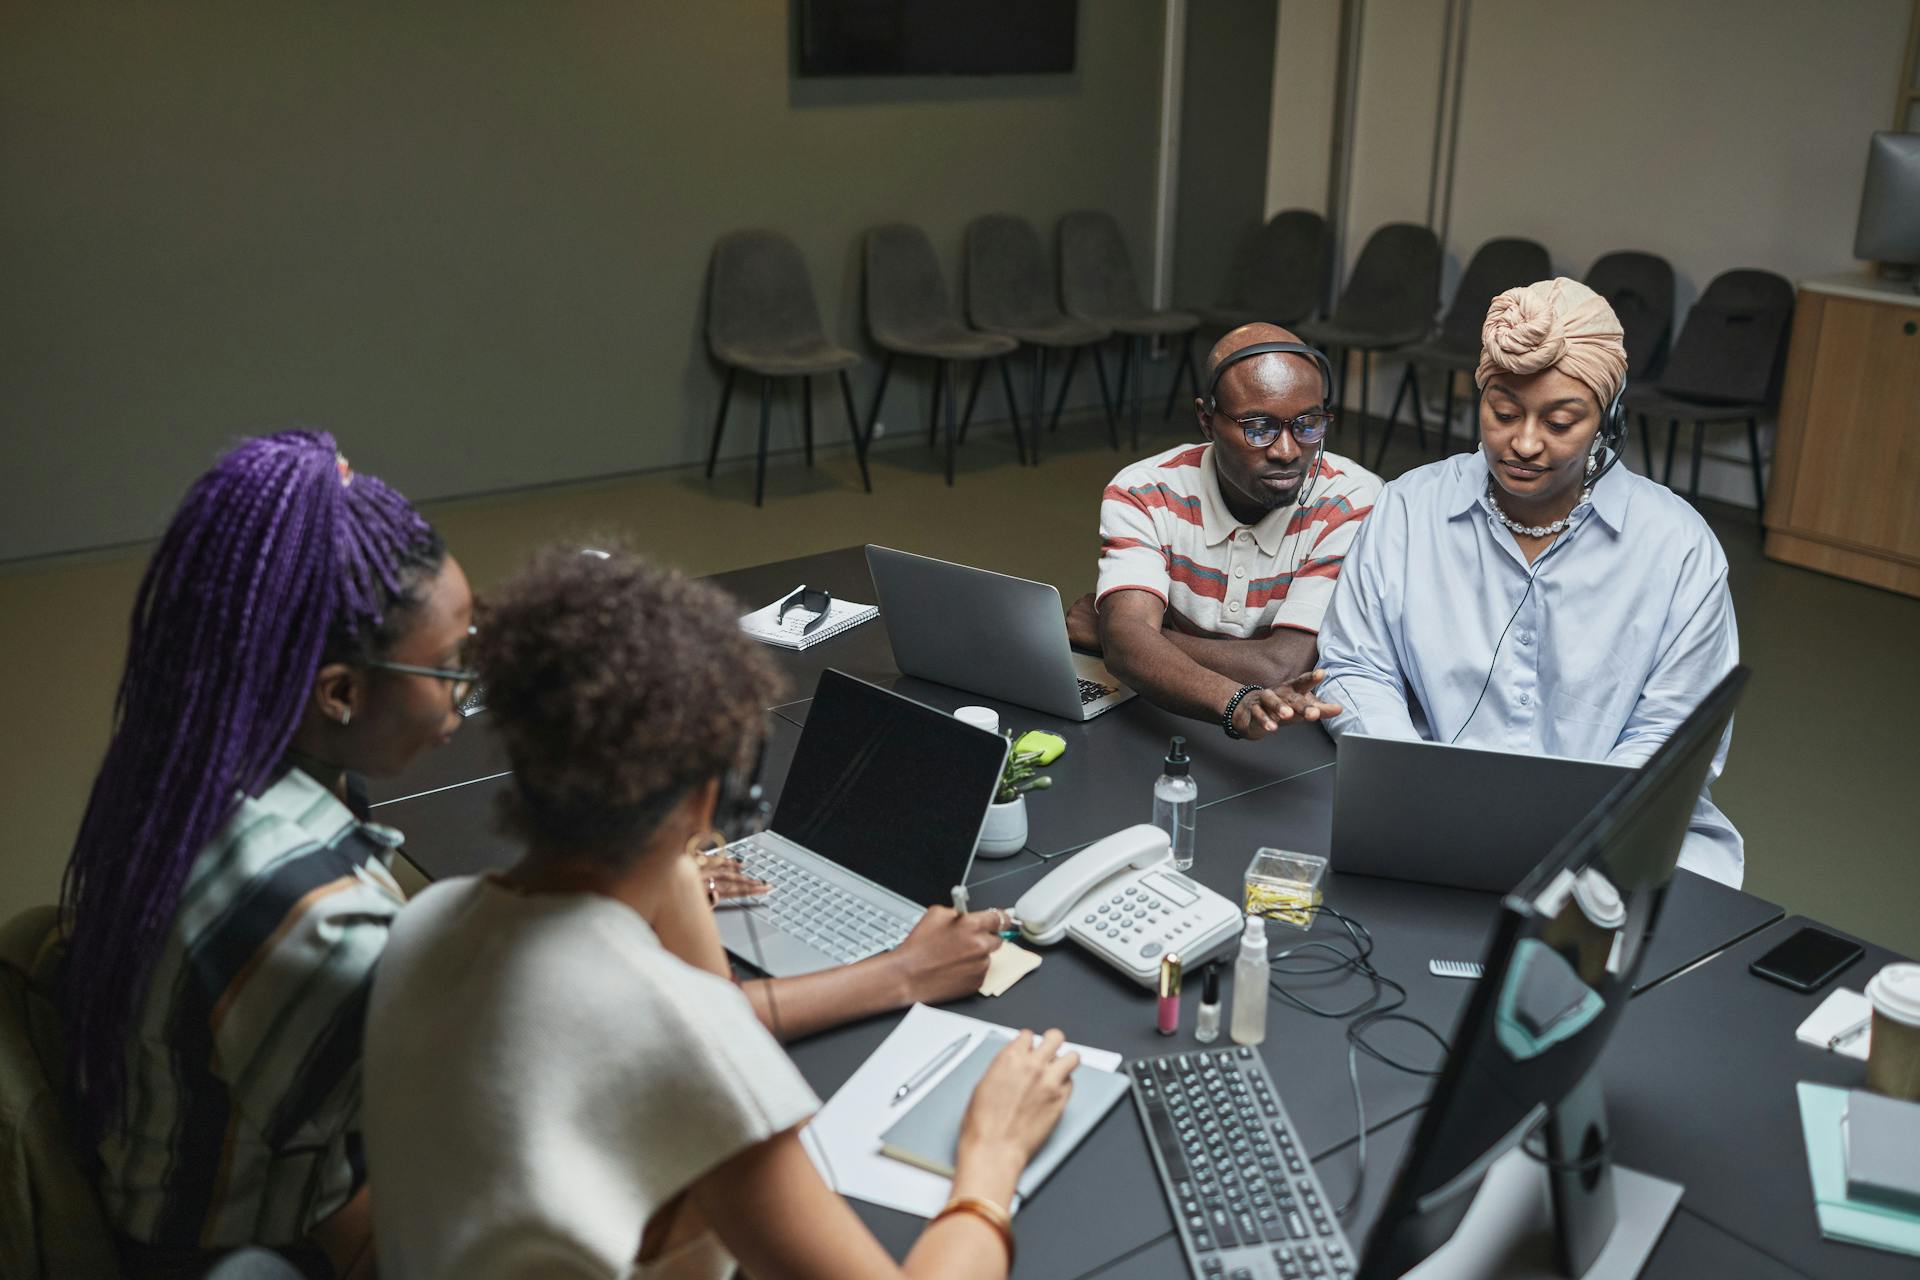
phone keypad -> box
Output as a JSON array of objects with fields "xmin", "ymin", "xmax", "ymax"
[{"xmin": 1074, "ymin": 881, "xmax": 1221, "ymax": 966}]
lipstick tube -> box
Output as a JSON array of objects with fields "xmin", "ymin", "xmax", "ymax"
[{"xmin": 1157, "ymin": 952, "xmax": 1183, "ymax": 1035}]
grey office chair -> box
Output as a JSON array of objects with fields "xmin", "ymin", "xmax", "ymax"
[
  {"xmin": 1058, "ymin": 210, "xmax": 1200, "ymax": 450},
  {"xmin": 1374, "ymin": 235, "xmax": 1552, "ymax": 467},
  {"xmin": 1624, "ymin": 269, "xmax": 1794, "ymax": 523},
  {"xmin": 1295, "ymin": 222, "xmax": 1442, "ymax": 462},
  {"xmin": 863, "ymin": 223, "xmax": 1021, "ymax": 486},
  {"xmin": 966, "ymin": 213, "xmax": 1119, "ymax": 462},
  {"xmin": 1177, "ymin": 209, "xmax": 1334, "ymax": 420},
  {"xmin": 1585, "ymin": 250, "xmax": 1677, "ymax": 474},
  {"xmin": 706, "ymin": 230, "xmax": 870, "ymax": 507}
]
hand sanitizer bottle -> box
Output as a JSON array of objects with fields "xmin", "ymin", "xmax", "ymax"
[
  {"xmin": 1153, "ymin": 736, "xmax": 1197, "ymax": 870},
  {"xmin": 1231, "ymin": 915, "xmax": 1269, "ymax": 1046}
]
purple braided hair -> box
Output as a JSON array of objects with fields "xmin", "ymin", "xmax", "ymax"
[{"xmin": 58, "ymin": 430, "xmax": 440, "ymax": 1140}]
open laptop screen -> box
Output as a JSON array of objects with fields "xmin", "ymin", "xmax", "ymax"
[{"xmin": 771, "ymin": 670, "xmax": 1009, "ymax": 908}]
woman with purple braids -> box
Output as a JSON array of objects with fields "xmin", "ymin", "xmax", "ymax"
[{"xmin": 59, "ymin": 430, "xmax": 473, "ymax": 1278}]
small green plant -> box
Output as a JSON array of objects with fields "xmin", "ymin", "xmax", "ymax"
[{"xmin": 995, "ymin": 731, "xmax": 1053, "ymax": 804}]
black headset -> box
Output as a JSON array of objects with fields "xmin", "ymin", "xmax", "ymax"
[
  {"xmin": 1204, "ymin": 341, "xmax": 1336, "ymax": 411},
  {"xmin": 1585, "ymin": 380, "xmax": 1629, "ymax": 486}
]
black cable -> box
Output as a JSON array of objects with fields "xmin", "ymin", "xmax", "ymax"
[{"xmin": 1257, "ymin": 904, "xmax": 1452, "ymax": 1216}]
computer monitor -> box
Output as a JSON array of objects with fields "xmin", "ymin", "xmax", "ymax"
[
  {"xmin": 1854, "ymin": 132, "xmax": 1920, "ymax": 277},
  {"xmin": 1357, "ymin": 666, "xmax": 1750, "ymax": 1280}
]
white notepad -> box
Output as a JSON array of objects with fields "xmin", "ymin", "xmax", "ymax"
[{"xmin": 738, "ymin": 586, "xmax": 878, "ymax": 651}]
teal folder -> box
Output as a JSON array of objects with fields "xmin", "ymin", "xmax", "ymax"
[
  {"xmin": 879, "ymin": 1034, "xmax": 1130, "ymax": 1198},
  {"xmin": 1796, "ymin": 1081, "xmax": 1920, "ymax": 1259}
]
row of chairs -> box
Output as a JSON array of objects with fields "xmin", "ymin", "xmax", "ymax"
[
  {"xmin": 1281, "ymin": 219, "xmax": 1791, "ymax": 523},
  {"xmin": 705, "ymin": 211, "xmax": 1213, "ymax": 505}
]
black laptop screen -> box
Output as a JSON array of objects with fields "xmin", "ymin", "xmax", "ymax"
[{"xmin": 771, "ymin": 670, "xmax": 1008, "ymax": 908}]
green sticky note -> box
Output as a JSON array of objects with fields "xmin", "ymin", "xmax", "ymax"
[{"xmin": 1012, "ymin": 730, "xmax": 1066, "ymax": 765}]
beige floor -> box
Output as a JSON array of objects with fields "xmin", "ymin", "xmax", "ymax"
[{"xmin": 4, "ymin": 408, "xmax": 1916, "ymax": 955}]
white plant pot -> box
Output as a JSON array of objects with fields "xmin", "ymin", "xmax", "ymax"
[{"xmin": 975, "ymin": 795, "xmax": 1028, "ymax": 858}]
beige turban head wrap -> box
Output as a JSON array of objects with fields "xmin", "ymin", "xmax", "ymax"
[{"xmin": 1475, "ymin": 277, "xmax": 1627, "ymax": 410}]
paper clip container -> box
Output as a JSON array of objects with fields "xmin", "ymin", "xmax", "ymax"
[{"xmin": 1243, "ymin": 849, "xmax": 1327, "ymax": 931}]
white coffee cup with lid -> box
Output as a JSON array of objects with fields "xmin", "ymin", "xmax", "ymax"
[{"xmin": 1865, "ymin": 962, "xmax": 1920, "ymax": 1100}]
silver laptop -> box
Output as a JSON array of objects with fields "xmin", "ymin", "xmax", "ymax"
[
  {"xmin": 713, "ymin": 669, "xmax": 1009, "ymax": 978},
  {"xmin": 865, "ymin": 545, "xmax": 1136, "ymax": 721},
  {"xmin": 1332, "ymin": 734, "xmax": 1635, "ymax": 893}
]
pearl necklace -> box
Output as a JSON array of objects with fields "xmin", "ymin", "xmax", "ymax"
[{"xmin": 1486, "ymin": 479, "xmax": 1589, "ymax": 538}]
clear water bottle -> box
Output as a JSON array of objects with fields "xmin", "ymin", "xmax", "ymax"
[{"xmin": 1152, "ymin": 735, "xmax": 1197, "ymax": 870}]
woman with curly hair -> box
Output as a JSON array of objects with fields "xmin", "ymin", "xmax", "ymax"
[
  {"xmin": 364, "ymin": 546, "xmax": 1077, "ymax": 1280},
  {"xmin": 60, "ymin": 431, "xmax": 472, "ymax": 1277}
]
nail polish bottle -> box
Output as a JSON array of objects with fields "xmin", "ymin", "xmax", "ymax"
[{"xmin": 1194, "ymin": 963, "xmax": 1222, "ymax": 1043}]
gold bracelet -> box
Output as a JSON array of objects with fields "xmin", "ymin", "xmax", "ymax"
[{"xmin": 932, "ymin": 1194, "xmax": 1014, "ymax": 1268}]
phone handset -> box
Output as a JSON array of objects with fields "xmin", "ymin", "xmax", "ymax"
[{"xmin": 1013, "ymin": 824, "xmax": 1171, "ymax": 945}]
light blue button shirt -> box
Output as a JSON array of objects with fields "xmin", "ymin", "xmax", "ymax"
[{"xmin": 1317, "ymin": 451, "xmax": 1743, "ymax": 886}]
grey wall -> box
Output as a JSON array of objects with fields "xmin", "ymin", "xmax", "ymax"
[
  {"xmin": 1, "ymin": 1, "xmax": 1168, "ymax": 561},
  {"xmin": 1172, "ymin": 0, "xmax": 1278, "ymax": 315}
]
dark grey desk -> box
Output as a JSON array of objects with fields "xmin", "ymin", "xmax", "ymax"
[
  {"xmin": 367, "ymin": 544, "xmax": 1847, "ymax": 1278},
  {"xmin": 1597, "ymin": 917, "xmax": 1918, "ymax": 1279}
]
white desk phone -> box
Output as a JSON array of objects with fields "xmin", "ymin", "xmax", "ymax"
[{"xmin": 1012, "ymin": 824, "xmax": 1244, "ymax": 987}]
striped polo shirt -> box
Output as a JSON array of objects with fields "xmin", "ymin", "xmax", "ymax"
[
  {"xmin": 1097, "ymin": 443, "xmax": 1380, "ymax": 638},
  {"xmin": 97, "ymin": 765, "xmax": 406, "ymax": 1252}
]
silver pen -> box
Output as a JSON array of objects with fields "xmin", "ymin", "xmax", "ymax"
[
  {"xmin": 891, "ymin": 1033, "xmax": 972, "ymax": 1105},
  {"xmin": 1827, "ymin": 1016, "xmax": 1872, "ymax": 1050}
]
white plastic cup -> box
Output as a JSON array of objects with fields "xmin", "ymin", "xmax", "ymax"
[
  {"xmin": 1865, "ymin": 962, "xmax": 1920, "ymax": 1100},
  {"xmin": 955, "ymin": 706, "xmax": 1000, "ymax": 735}
]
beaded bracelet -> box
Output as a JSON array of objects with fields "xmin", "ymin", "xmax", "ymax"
[
  {"xmin": 1221, "ymin": 684, "xmax": 1261, "ymax": 739},
  {"xmin": 933, "ymin": 1194, "xmax": 1015, "ymax": 1267}
]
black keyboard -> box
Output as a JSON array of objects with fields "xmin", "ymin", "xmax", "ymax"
[
  {"xmin": 1078, "ymin": 677, "xmax": 1117, "ymax": 705},
  {"xmin": 1130, "ymin": 1047, "xmax": 1356, "ymax": 1280}
]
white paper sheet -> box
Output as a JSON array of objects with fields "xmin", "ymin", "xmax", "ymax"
[
  {"xmin": 1796, "ymin": 987, "xmax": 1873, "ymax": 1061},
  {"xmin": 800, "ymin": 1003, "xmax": 1123, "ymax": 1219}
]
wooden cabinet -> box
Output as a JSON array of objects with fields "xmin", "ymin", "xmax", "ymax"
[{"xmin": 1764, "ymin": 276, "xmax": 1920, "ymax": 597}]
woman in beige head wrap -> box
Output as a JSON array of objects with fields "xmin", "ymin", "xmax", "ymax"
[
  {"xmin": 1314, "ymin": 275, "xmax": 1745, "ymax": 887},
  {"xmin": 1474, "ymin": 276, "xmax": 1628, "ymax": 550}
]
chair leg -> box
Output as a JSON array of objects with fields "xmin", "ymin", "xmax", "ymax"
[
  {"xmin": 1357, "ymin": 352, "xmax": 1372, "ymax": 464},
  {"xmin": 1030, "ymin": 346, "xmax": 1047, "ymax": 463},
  {"xmin": 1376, "ymin": 365, "xmax": 1412, "ymax": 472},
  {"xmin": 865, "ymin": 354, "xmax": 894, "ymax": 446},
  {"xmin": 1087, "ymin": 346, "xmax": 1118, "ymax": 440},
  {"xmin": 927, "ymin": 361, "xmax": 942, "ymax": 448},
  {"xmin": 1639, "ymin": 414, "xmax": 1654, "ymax": 476},
  {"xmin": 837, "ymin": 370, "xmax": 871, "ymax": 493},
  {"xmin": 958, "ymin": 361, "xmax": 986, "ymax": 442},
  {"xmin": 1334, "ymin": 347, "xmax": 1349, "ymax": 411},
  {"xmin": 1688, "ymin": 420, "xmax": 1705, "ymax": 500},
  {"xmin": 942, "ymin": 361, "xmax": 958, "ymax": 486},
  {"xmin": 996, "ymin": 356, "xmax": 1029, "ymax": 466},
  {"xmin": 800, "ymin": 376, "xmax": 814, "ymax": 467},
  {"xmin": 754, "ymin": 376, "xmax": 773, "ymax": 508},
  {"xmin": 706, "ymin": 366, "xmax": 737, "ymax": 478},
  {"xmin": 1121, "ymin": 335, "xmax": 1136, "ymax": 450},
  {"xmin": 1745, "ymin": 416, "xmax": 1766, "ymax": 521},
  {"xmin": 1406, "ymin": 363, "xmax": 1427, "ymax": 452},
  {"xmin": 1663, "ymin": 418, "xmax": 1679, "ymax": 484},
  {"xmin": 1161, "ymin": 332, "xmax": 1196, "ymax": 422},
  {"xmin": 1441, "ymin": 372, "xmax": 1455, "ymax": 457}
]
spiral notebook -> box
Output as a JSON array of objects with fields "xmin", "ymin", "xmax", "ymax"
[{"xmin": 738, "ymin": 587, "xmax": 878, "ymax": 651}]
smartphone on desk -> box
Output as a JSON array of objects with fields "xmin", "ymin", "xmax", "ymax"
[{"xmin": 1749, "ymin": 926, "xmax": 1864, "ymax": 993}]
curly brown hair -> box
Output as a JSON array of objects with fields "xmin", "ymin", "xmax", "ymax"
[{"xmin": 471, "ymin": 544, "xmax": 785, "ymax": 859}]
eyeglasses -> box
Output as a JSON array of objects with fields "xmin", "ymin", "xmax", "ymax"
[
  {"xmin": 1212, "ymin": 407, "xmax": 1334, "ymax": 449},
  {"xmin": 776, "ymin": 585, "xmax": 833, "ymax": 636},
  {"xmin": 363, "ymin": 625, "xmax": 481, "ymax": 711}
]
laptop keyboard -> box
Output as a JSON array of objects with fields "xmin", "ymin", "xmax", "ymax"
[
  {"xmin": 730, "ymin": 840, "xmax": 914, "ymax": 965},
  {"xmin": 1078, "ymin": 678, "xmax": 1118, "ymax": 705}
]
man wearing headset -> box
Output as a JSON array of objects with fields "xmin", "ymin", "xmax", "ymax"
[
  {"xmin": 1316, "ymin": 279, "xmax": 1744, "ymax": 886},
  {"xmin": 1067, "ymin": 323, "xmax": 1382, "ymax": 740}
]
